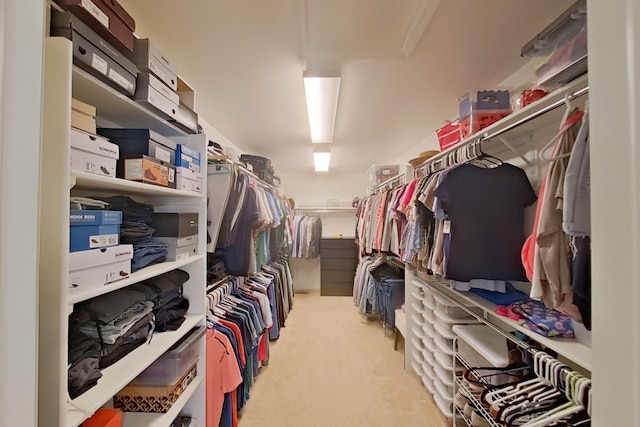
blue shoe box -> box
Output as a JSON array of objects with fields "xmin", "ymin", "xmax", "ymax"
[
  {"xmin": 175, "ymin": 144, "xmax": 201, "ymax": 173},
  {"xmin": 70, "ymin": 210, "xmax": 122, "ymax": 252}
]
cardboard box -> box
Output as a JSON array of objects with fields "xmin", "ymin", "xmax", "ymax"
[
  {"xmin": 152, "ymin": 213, "xmax": 199, "ymax": 238},
  {"xmin": 176, "ymin": 76, "xmax": 195, "ymax": 110},
  {"xmin": 68, "ymin": 244, "xmax": 133, "ymax": 289},
  {"xmin": 175, "ymin": 174, "xmax": 202, "ymax": 193},
  {"xmin": 171, "ymin": 103, "xmax": 199, "ymax": 134},
  {"xmin": 70, "ymin": 210, "xmax": 122, "ymax": 226},
  {"xmin": 54, "ymin": 0, "xmax": 135, "ymax": 52},
  {"xmin": 72, "ymin": 98, "xmax": 97, "ymax": 117},
  {"xmin": 134, "ymin": 82, "xmax": 178, "ymax": 120},
  {"xmin": 124, "ymin": 156, "xmax": 175, "ymax": 187},
  {"xmin": 70, "ymin": 128, "xmax": 119, "ymax": 177},
  {"xmin": 135, "ymin": 72, "xmax": 180, "ymax": 120},
  {"xmin": 50, "ymin": 10, "xmax": 137, "ymax": 95},
  {"xmin": 126, "ymin": 38, "xmax": 178, "ymax": 91},
  {"xmin": 114, "ymin": 363, "xmax": 197, "ymax": 413},
  {"xmin": 149, "ymin": 237, "xmax": 197, "ymax": 262},
  {"xmin": 70, "ymin": 224, "xmax": 119, "ymax": 252},
  {"xmin": 71, "ymin": 109, "xmax": 97, "ymax": 134},
  {"xmin": 175, "ymin": 145, "xmax": 201, "ymax": 173}
]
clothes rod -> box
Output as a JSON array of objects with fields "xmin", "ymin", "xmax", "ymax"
[{"xmin": 370, "ymin": 173, "xmax": 405, "ymax": 194}]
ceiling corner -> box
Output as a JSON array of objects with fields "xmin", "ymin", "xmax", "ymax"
[{"xmin": 401, "ymin": 0, "xmax": 441, "ymax": 59}]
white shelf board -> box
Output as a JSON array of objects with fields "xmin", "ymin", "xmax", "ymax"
[
  {"xmin": 72, "ymin": 171, "xmax": 203, "ymax": 198},
  {"xmin": 71, "ymin": 66, "xmax": 187, "ymax": 137},
  {"xmin": 67, "ymin": 315, "xmax": 204, "ymax": 427},
  {"xmin": 68, "ymin": 255, "xmax": 205, "ymax": 305},
  {"xmin": 422, "ymin": 278, "xmax": 592, "ymax": 371},
  {"xmin": 122, "ymin": 376, "xmax": 203, "ymax": 427}
]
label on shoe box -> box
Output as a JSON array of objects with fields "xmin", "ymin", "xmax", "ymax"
[
  {"xmin": 70, "ymin": 224, "xmax": 120, "ymax": 252},
  {"xmin": 124, "ymin": 155, "xmax": 175, "ymax": 187},
  {"xmin": 175, "ymin": 144, "xmax": 201, "ymax": 172},
  {"xmin": 70, "ymin": 210, "xmax": 122, "ymax": 226}
]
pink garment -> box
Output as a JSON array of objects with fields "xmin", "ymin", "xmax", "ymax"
[
  {"xmin": 206, "ymin": 329, "xmax": 242, "ymax": 427},
  {"xmin": 399, "ymin": 179, "xmax": 417, "ymax": 214}
]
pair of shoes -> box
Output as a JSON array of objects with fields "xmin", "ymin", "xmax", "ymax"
[
  {"xmin": 471, "ymin": 409, "xmax": 494, "ymax": 427},
  {"xmin": 455, "ymin": 390, "xmax": 473, "ymax": 411}
]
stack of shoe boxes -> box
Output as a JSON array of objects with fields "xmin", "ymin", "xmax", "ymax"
[
  {"xmin": 69, "ymin": 210, "xmax": 133, "ymax": 290},
  {"xmin": 151, "ymin": 213, "xmax": 199, "ymax": 261},
  {"xmin": 174, "ymin": 144, "xmax": 203, "ymax": 193},
  {"xmin": 97, "ymin": 128, "xmax": 178, "ymax": 188}
]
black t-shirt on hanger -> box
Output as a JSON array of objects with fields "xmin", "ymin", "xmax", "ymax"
[{"xmin": 434, "ymin": 163, "xmax": 537, "ymax": 282}]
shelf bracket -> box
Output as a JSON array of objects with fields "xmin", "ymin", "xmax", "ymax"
[{"xmin": 496, "ymin": 136, "xmax": 534, "ymax": 167}]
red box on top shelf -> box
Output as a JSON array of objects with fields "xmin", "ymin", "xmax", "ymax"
[
  {"xmin": 436, "ymin": 119, "xmax": 462, "ymax": 151},
  {"xmin": 459, "ymin": 110, "xmax": 511, "ymax": 140}
]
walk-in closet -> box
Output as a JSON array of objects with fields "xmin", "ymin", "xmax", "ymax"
[{"xmin": 0, "ymin": 0, "xmax": 638, "ymax": 426}]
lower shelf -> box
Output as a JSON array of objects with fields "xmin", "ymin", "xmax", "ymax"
[
  {"xmin": 121, "ymin": 376, "xmax": 203, "ymax": 427},
  {"xmin": 67, "ymin": 315, "xmax": 204, "ymax": 427}
]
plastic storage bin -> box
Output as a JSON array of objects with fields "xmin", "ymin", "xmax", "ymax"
[
  {"xmin": 131, "ymin": 326, "xmax": 205, "ymax": 386},
  {"xmin": 433, "ymin": 294, "xmax": 475, "ymax": 320},
  {"xmin": 460, "ymin": 110, "xmax": 511, "ymax": 139},
  {"xmin": 458, "ymin": 90, "xmax": 511, "ymax": 118},
  {"xmin": 436, "ymin": 120, "xmax": 462, "ymax": 151},
  {"xmin": 367, "ymin": 164, "xmax": 399, "ymax": 187}
]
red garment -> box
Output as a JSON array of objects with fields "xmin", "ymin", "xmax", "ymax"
[
  {"xmin": 206, "ymin": 329, "xmax": 242, "ymax": 427},
  {"xmin": 219, "ymin": 319, "xmax": 245, "ymax": 366},
  {"xmin": 522, "ymin": 179, "xmax": 547, "ymax": 281},
  {"xmin": 258, "ymin": 333, "xmax": 267, "ymax": 361}
]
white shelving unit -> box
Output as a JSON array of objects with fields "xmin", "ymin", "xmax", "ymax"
[{"xmin": 39, "ymin": 36, "xmax": 207, "ymax": 427}]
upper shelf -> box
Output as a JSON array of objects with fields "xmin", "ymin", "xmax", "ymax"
[
  {"xmin": 71, "ymin": 66, "xmax": 187, "ymax": 137},
  {"xmin": 413, "ymin": 74, "xmax": 589, "ymax": 172},
  {"xmin": 71, "ymin": 171, "xmax": 204, "ymax": 198}
]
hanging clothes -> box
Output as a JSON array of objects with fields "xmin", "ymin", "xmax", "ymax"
[{"xmin": 291, "ymin": 215, "xmax": 323, "ymax": 259}]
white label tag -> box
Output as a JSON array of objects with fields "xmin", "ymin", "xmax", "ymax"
[
  {"xmin": 155, "ymin": 147, "xmax": 171, "ymax": 163},
  {"xmin": 89, "ymin": 233, "xmax": 118, "ymax": 248},
  {"xmin": 108, "ymin": 69, "xmax": 133, "ymax": 92},
  {"xmin": 91, "ymin": 54, "xmax": 108, "ymax": 75},
  {"xmin": 168, "ymin": 167, "xmax": 176, "ymax": 183},
  {"xmin": 81, "ymin": 0, "xmax": 109, "ymax": 28},
  {"xmin": 125, "ymin": 160, "xmax": 142, "ymax": 179},
  {"xmin": 149, "ymin": 62, "xmax": 167, "ymax": 83},
  {"xmin": 176, "ymin": 252, "xmax": 189, "ymax": 261},
  {"xmin": 443, "ymin": 220, "xmax": 451, "ymax": 234},
  {"xmin": 188, "ymin": 162, "xmax": 200, "ymax": 173}
]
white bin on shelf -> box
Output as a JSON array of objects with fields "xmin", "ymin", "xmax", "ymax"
[
  {"xmin": 434, "ymin": 293, "xmax": 476, "ymax": 320},
  {"xmin": 453, "ymin": 324, "xmax": 512, "ymax": 368}
]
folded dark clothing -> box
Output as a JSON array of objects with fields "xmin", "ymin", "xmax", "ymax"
[
  {"xmin": 132, "ymin": 251, "xmax": 167, "ymax": 272},
  {"xmin": 163, "ymin": 316, "xmax": 186, "ymax": 332},
  {"xmin": 77, "ymin": 289, "xmax": 148, "ymax": 324},
  {"xmin": 96, "ymin": 196, "xmax": 154, "ymax": 222},
  {"xmin": 69, "ymin": 336, "xmax": 100, "ymax": 364},
  {"xmin": 138, "ymin": 269, "xmax": 190, "ymax": 304},
  {"xmin": 68, "ymin": 356, "xmax": 102, "ymax": 399},
  {"xmin": 155, "ymin": 297, "xmax": 189, "ymax": 332},
  {"xmin": 99, "ymin": 337, "xmax": 148, "ymax": 369},
  {"xmin": 99, "ymin": 312, "xmax": 154, "ymax": 357}
]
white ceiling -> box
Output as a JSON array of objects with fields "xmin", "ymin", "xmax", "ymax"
[{"xmin": 118, "ymin": 0, "xmax": 573, "ymax": 174}]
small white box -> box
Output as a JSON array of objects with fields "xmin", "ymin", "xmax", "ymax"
[
  {"xmin": 70, "ymin": 128, "xmax": 119, "ymax": 177},
  {"xmin": 176, "ymin": 174, "xmax": 202, "ymax": 193},
  {"xmin": 176, "ymin": 166, "xmax": 203, "ymax": 182},
  {"xmin": 154, "ymin": 237, "xmax": 198, "ymax": 261},
  {"xmin": 69, "ymin": 244, "xmax": 133, "ymax": 290}
]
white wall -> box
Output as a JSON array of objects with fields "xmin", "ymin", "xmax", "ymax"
[{"xmin": 0, "ymin": 1, "xmax": 46, "ymax": 425}]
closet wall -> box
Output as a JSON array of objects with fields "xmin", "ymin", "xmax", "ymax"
[{"xmin": 281, "ymin": 172, "xmax": 366, "ymax": 292}]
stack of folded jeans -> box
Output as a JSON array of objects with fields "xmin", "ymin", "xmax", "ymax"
[
  {"xmin": 68, "ymin": 310, "xmax": 102, "ymax": 399},
  {"xmin": 97, "ymin": 196, "xmax": 168, "ymax": 271},
  {"xmin": 207, "ymin": 251, "xmax": 228, "ymax": 283},
  {"xmin": 132, "ymin": 269, "xmax": 190, "ymax": 332},
  {"xmin": 75, "ymin": 288, "xmax": 155, "ymax": 369}
]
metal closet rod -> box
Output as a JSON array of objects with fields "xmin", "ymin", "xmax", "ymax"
[
  {"xmin": 370, "ymin": 173, "xmax": 405, "ymax": 194},
  {"xmin": 415, "ymin": 84, "xmax": 590, "ymax": 174},
  {"xmin": 225, "ymin": 160, "xmax": 277, "ymax": 190}
]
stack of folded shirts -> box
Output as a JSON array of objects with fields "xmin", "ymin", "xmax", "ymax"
[
  {"xmin": 97, "ymin": 196, "xmax": 168, "ymax": 271},
  {"xmin": 207, "ymin": 251, "xmax": 228, "ymax": 283},
  {"xmin": 132, "ymin": 269, "xmax": 190, "ymax": 332},
  {"xmin": 68, "ymin": 310, "xmax": 102, "ymax": 398},
  {"xmin": 75, "ymin": 288, "xmax": 155, "ymax": 368}
]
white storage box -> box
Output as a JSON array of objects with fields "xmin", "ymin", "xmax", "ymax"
[
  {"xmin": 68, "ymin": 244, "xmax": 133, "ymax": 290},
  {"xmin": 453, "ymin": 324, "xmax": 511, "ymax": 369},
  {"xmin": 434, "ymin": 309, "xmax": 480, "ymax": 335},
  {"xmin": 176, "ymin": 173, "xmax": 203, "ymax": 193},
  {"xmin": 70, "ymin": 128, "xmax": 119, "ymax": 177}
]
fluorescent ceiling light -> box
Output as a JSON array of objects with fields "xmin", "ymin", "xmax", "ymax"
[
  {"xmin": 304, "ymin": 77, "xmax": 341, "ymax": 143},
  {"xmin": 313, "ymin": 151, "xmax": 331, "ymax": 172}
]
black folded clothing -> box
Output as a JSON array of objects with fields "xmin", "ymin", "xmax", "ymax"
[{"xmin": 68, "ymin": 355, "xmax": 102, "ymax": 399}]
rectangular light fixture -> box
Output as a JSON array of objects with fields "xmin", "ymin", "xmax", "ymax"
[
  {"xmin": 313, "ymin": 151, "xmax": 331, "ymax": 172},
  {"xmin": 303, "ymin": 77, "xmax": 341, "ymax": 143}
]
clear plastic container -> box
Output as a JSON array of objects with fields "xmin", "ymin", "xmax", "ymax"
[
  {"xmin": 367, "ymin": 164, "xmax": 400, "ymax": 187},
  {"xmin": 433, "ymin": 294, "xmax": 475, "ymax": 320},
  {"xmin": 131, "ymin": 326, "xmax": 205, "ymax": 386}
]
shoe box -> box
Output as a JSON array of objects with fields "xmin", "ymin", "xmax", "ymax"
[
  {"xmin": 169, "ymin": 77, "xmax": 199, "ymax": 134},
  {"xmin": 175, "ymin": 144, "xmax": 201, "ymax": 173},
  {"xmin": 125, "ymin": 38, "xmax": 182, "ymax": 120},
  {"xmin": 124, "ymin": 155, "xmax": 176, "ymax": 188},
  {"xmin": 151, "ymin": 213, "xmax": 198, "ymax": 261},
  {"xmin": 70, "ymin": 209, "xmax": 122, "ymax": 252},
  {"xmin": 97, "ymin": 128, "xmax": 178, "ymax": 187},
  {"xmin": 68, "ymin": 244, "xmax": 133, "ymax": 290},
  {"xmin": 50, "ymin": 10, "xmax": 137, "ymax": 96},
  {"xmin": 70, "ymin": 127, "xmax": 120, "ymax": 178},
  {"xmin": 53, "ymin": 0, "xmax": 136, "ymax": 53},
  {"xmin": 71, "ymin": 98, "xmax": 97, "ymax": 134}
]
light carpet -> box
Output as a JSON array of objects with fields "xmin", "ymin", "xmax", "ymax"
[{"xmin": 238, "ymin": 292, "xmax": 447, "ymax": 427}]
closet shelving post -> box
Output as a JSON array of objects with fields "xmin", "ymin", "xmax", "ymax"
[
  {"xmin": 39, "ymin": 37, "xmax": 208, "ymax": 427},
  {"xmin": 401, "ymin": 74, "xmax": 591, "ymax": 424}
]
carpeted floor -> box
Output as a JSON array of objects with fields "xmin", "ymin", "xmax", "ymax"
[{"xmin": 238, "ymin": 292, "xmax": 447, "ymax": 427}]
